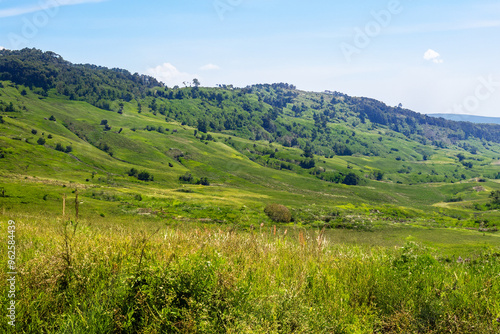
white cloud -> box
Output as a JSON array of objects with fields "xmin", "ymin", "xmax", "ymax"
[
  {"xmin": 0, "ymin": 46, "xmax": 5, "ymax": 50},
  {"xmin": 200, "ymin": 64, "xmax": 221, "ymax": 71},
  {"xmin": 424, "ymin": 49, "xmax": 444, "ymax": 64},
  {"xmin": 146, "ymin": 63, "xmax": 197, "ymax": 87},
  {"xmin": 0, "ymin": 0, "xmax": 108, "ymax": 18}
]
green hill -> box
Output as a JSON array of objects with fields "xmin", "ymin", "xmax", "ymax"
[
  {"xmin": 2, "ymin": 48, "xmax": 500, "ymax": 334},
  {"xmin": 1, "ymin": 48, "xmax": 500, "ymax": 228},
  {"xmin": 429, "ymin": 113, "xmax": 500, "ymax": 125}
]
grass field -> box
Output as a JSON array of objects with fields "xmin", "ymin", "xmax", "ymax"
[
  {"xmin": 1, "ymin": 210, "xmax": 499, "ymax": 333},
  {"xmin": 1, "ymin": 79, "xmax": 500, "ymax": 332}
]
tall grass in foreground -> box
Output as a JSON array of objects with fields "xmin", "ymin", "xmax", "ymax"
[{"xmin": 1, "ymin": 215, "xmax": 500, "ymax": 333}]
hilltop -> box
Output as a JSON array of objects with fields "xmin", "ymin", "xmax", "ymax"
[{"xmin": 429, "ymin": 113, "xmax": 500, "ymax": 125}]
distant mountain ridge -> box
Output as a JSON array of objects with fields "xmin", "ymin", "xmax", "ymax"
[{"xmin": 428, "ymin": 114, "xmax": 500, "ymax": 125}]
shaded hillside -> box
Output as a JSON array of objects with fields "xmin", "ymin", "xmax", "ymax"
[{"xmin": 429, "ymin": 113, "xmax": 500, "ymax": 125}]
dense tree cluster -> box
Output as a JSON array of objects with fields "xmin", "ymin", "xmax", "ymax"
[
  {"xmin": 0, "ymin": 48, "xmax": 162, "ymax": 109},
  {"xmin": 354, "ymin": 98, "xmax": 500, "ymax": 143}
]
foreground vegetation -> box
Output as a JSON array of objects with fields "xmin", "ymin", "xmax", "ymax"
[{"xmin": 1, "ymin": 211, "xmax": 499, "ymax": 333}]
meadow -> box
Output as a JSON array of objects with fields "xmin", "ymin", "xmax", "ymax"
[{"xmin": 1, "ymin": 207, "xmax": 499, "ymax": 333}]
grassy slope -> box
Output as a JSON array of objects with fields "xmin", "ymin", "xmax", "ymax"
[
  {"xmin": 1, "ymin": 81, "xmax": 500, "ymax": 333},
  {"xmin": 1, "ymin": 81, "xmax": 500, "ymax": 225}
]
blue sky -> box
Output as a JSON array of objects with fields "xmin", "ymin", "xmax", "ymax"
[{"xmin": 1, "ymin": 0, "xmax": 499, "ymax": 117}]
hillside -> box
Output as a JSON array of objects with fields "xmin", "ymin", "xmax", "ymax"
[
  {"xmin": 2, "ymin": 48, "xmax": 500, "ymax": 334},
  {"xmin": 1, "ymin": 48, "xmax": 500, "ymax": 228},
  {"xmin": 429, "ymin": 113, "xmax": 500, "ymax": 125}
]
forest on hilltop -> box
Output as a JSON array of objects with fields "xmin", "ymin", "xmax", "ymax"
[{"xmin": 2, "ymin": 48, "xmax": 500, "ymax": 149}]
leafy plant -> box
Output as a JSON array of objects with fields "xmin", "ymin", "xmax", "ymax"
[
  {"xmin": 264, "ymin": 203, "xmax": 292, "ymax": 223},
  {"xmin": 55, "ymin": 143, "xmax": 65, "ymax": 152},
  {"xmin": 137, "ymin": 171, "xmax": 154, "ymax": 181}
]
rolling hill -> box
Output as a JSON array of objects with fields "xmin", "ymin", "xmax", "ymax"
[
  {"xmin": 1, "ymin": 48, "xmax": 500, "ymax": 227},
  {"xmin": 429, "ymin": 113, "xmax": 500, "ymax": 125}
]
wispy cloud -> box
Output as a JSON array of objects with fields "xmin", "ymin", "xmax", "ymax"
[
  {"xmin": 146, "ymin": 63, "xmax": 197, "ymax": 87},
  {"xmin": 0, "ymin": 0, "xmax": 108, "ymax": 18},
  {"xmin": 424, "ymin": 49, "xmax": 443, "ymax": 64},
  {"xmin": 200, "ymin": 64, "xmax": 220, "ymax": 71}
]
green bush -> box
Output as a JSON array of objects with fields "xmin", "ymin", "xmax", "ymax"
[
  {"xmin": 196, "ymin": 177, "xmax": 210, "ymax": 186},
  {"xmin": 264, "ymin": 203, "xmax": 292, "ymax": 223},
  {"xmin": 179, "ymin": 172, "xmax": 194, "ymax": 183},
  {"xmin": 342, "ymin": 172, "xmax": 362, "ymax": 185},
  {"xmin": 55, "ymin": 143, "xmax": 64, "ymax": 152},
  {"xmin": 127, "ymin": 168, "xmax": 138, "ymax": 177},
  {"xmin": 137, "ymin": 171, "xmax": 154, "ymax": 181}
]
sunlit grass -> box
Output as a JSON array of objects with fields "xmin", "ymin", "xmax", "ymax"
[{"xmin": 1, "ymin": 213, "xmax": 499, "ymax": 333}]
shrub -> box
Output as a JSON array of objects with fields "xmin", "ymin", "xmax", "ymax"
[
  {"xmin": 31, "ymin": 129, "xmax": 38, "ymax": 135},
  {"xmin": 127, "ymin": 168, "xmax": 138, "ymax": 177},
  {"xmin": 264, "ymin": 203, "xmax": 292, "ymax": 223},
  {"xmin": 320, "ymin": 172, "xmax": 344, "ymax": 183},
  {"xmin": 55, "ymin": 143, "xmax": 65, "ymax": 152},
  {"xmin": 0, "ymin": 116, "xmax": 3, "ymax": 123},
  {"xmin": 300, "ymin": 158, "xmax": 315, "ymax": 169},
  {"xmin": 462, "ymin": 161, "xmax": 473, "ymax": 168},
  {"xmin": 197, "ymin": 177, "xmax": 210, "ymax": 186},
  {"xmin": 342, "ymin": 172, "xmax": 361, "ymax": 185},
  {"xmin": 490, "ymin": 191, "xmax": 500, "ymax": 205},
  {"xmin": 65, "ymin": 145, "xmax": 73, "ymax": 153},
  {"xmin": 179, "ymin": 172, "xmax": 194, "ymax": 183},
  {"xmin": 137, "ymin": 171, "xmax": 154, "ymax": 182},
  {"xmin": 49, "ymin": 115, "xmax": 56, "ymax": 121},
  {"xmin": 37, "ymin": 137, "xmax": 46, "ymax": 145}
]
